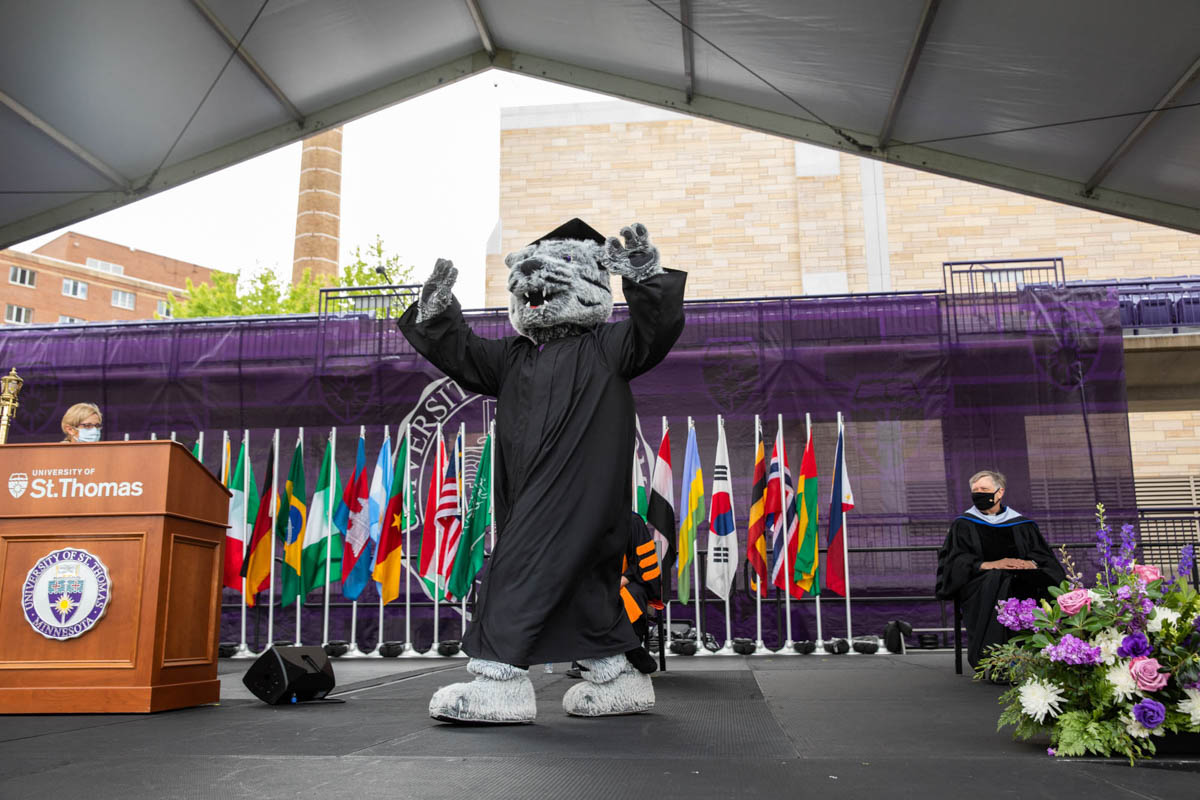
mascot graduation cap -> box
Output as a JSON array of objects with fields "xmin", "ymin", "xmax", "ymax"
[{"xmin": 398, "ymin": 219, "xmax": 685, "ymax": 723}]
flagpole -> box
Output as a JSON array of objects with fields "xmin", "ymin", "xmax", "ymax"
[
  {"xmin": 687, "ymin": 418, "xmax": 712, "ymax": 658},
  {"xmin": 267, "ymin": 428, "xmax": 279, "ymax": 648},
  {"xmin": 295, "ymin": 428, "xmax": 304, "ymax": 646},
  {"xmin": 754, "ymin": 416, "xmax": 765, "ymax": 654},
  {"xmin": 345, "ymin": 426, "xmax": 369, "ymax": 658},
  {"xmin": 453, "ymin": 422, "xmax": 468, "ymax": 656},
  {"xmin": 778, "ymin": 414, "xmax": 796, "ymax": 654},
  {"xmin": 232, "ymin": 430, "xmax": 255, "ymax": 658},
  {"xmin": 196, "ymin": 431, "xmax": 203, "ymax": 461},
  {"xmin": 661, "ymin": 416, "xmax": 671, "ymax": 660},
  {"xmin": 431, "ymin": 424, "xmax": 443, "ymax": 655},
  {"xmin": 323, "ymin": 427, "xmax": 335, "ymax": 646},
  {"xmin": 807, "ymin": 413, "xmax": 823, "ymax": 647},
  {"xmin": 839, "ymin": 412, "xmax": 853, "ymax": 642},
  {"xmin": 717, "ymin": 414, "xmax": 735, "ymax": 655},
  {"xmin": 369, "ymin": 424, "xmax": 390, "ymax": 658},
  {"xmin": 399, "ymin": 422, "xmax": 418, "ymax": 657}
]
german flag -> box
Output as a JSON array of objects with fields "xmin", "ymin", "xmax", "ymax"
[{"xmin": 745, "ymin": 420, "xmax": 769, "ymax": 596}]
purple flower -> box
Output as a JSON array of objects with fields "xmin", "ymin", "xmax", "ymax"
[
  {"xmin": 1168, "ymin": 545, "xmax": 1197, "ymax": 591},
  {"xmin": 1117, "ymin": 632, "xmax": 1152, "ymax": 659},
  {"xmin": 1117, "ymin": 585, "xmax": 1132, "ymax": 600},
  {"xmin": 1047, "ymin": 747, "xmax": 1057, "ymax": 757},
  {"xmin": 996, "ymin": 597, "xmax": 1039, "ymax": 631},
  {"xmin": 1132, "ymin": 698, "xmax": 1166, "ymax": 730},
  {"xmin": 1042, "ymin": 634, "xmax": 1103, "ymax": 665}
]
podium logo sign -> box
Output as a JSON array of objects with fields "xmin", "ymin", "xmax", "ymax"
[
  {"xmin": 21, "ymin": 548, "xmax": 112, "ymax": 640},
  {"xmin": 8, "ymin": 472, "xmax": 28, "ymax": 498}
]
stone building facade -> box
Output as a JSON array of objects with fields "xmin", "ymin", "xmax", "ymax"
[{"xmin": 487, "ymin": 102, "xmax": 1200, "ymax": 487}]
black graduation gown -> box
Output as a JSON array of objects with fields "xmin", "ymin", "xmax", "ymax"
[
  {"xmin": 398, "ymin": 269, "xmax": 687, "ymax": 666},
  {"xmin": 621, "ymin": 512, "xmax": 663, "ymax": 639},
  {"xmin": 934, "ymin": 511, "xmax": 1065, "ymax": 668}
]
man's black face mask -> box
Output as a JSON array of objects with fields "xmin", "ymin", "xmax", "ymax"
[{"xmin": 971, "ymin": 491, "xmax": 997, "ymax": 512}]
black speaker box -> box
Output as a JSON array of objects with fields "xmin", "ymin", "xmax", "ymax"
[{"xmin": 242, "ymin": 646, "xmax": 336, "ymax": 705}]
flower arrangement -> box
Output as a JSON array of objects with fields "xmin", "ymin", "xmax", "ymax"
[{"xmin": 980, "ymin": 504, "xmax": 1200, "ymax": 762}]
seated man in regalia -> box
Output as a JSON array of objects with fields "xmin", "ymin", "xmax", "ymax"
[{"xmin": 935, "ymin": 469, "xmax": 1065, "ymax": 669}]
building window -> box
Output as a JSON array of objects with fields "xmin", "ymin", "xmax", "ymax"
[
  {"xmin": 58, "ymin": 315, "xmax": 85, "ymax": 324},
  {"xmin": 8, "ymin": 266, "xmax": 36, "ymax": 288},
  {"xmin": 111, "ymin": 289, "xmax": 135, "ymax": 310},
  {"xmin": 62, "ymin": 278, "xmax": 88, "ymax": 299},
  {"xmin": 5, "ymin": 304, "xmax": 32, "ymax": 324},
  {"xmin": 86, "ymin": 257, "xmax": 124, "ymax": 275}
]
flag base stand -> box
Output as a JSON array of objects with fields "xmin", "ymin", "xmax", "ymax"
[
  {"xmin": 712, "ymin": 643, "xmax": 737, "ymax": 655},
  {"xmin": 228, "ymin": 643, "xmax": 258, "ymax": 660},
  {"xmin": 338, "ymin": 644, "xmax": 373, "ymax": 659},
  {"xmin": 775, "ymin": 640, "xmax": 800, "ymax": 656},
  {"xmin": 397, "ymin": 644, "xmax": 423, "ymax": 658},
  {"xmin": 749, "ymin": 639, "xmax": 770, "ymax": 656}
]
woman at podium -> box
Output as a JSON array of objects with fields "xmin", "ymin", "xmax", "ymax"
[{"xmin": 60, "ymin": 402, "xmax": 103, "ymax": 443}]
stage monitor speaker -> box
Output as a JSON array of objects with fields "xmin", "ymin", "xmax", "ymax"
[{"xmin": 242, "ymin": 646, "xmax": 336, "ymax": 705}]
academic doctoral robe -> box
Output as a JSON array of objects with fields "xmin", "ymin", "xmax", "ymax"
[
  {"xmin": 397, "ymin": 270, "xmax": 686, "ymax": 666},
  {"xmin": 621, "ymin": 512, "xmax": 663, "ymax": 639},
  {"xmin": 935, "ymin": 509, "xmax": 1065, "ymax": 668}
]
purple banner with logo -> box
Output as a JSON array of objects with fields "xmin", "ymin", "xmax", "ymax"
[{"xmin": 0, "ymin": 286, "xmax": 1132, "ymax": 649}]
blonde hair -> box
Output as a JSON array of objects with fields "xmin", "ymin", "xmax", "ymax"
[{"xmin": 61, "ymin": 402, "xmax": 102, "ymax": 439}]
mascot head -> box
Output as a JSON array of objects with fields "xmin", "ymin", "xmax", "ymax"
[{"xmin": 504, "ymin": 218, "xmax": 613, "ymax": 344}]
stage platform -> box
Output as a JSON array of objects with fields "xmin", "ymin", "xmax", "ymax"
[{"xmin": 1, "ymin": 653, "xmax": 1195, "ymax": 799}]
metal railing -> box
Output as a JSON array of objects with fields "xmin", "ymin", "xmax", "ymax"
[
  {"xmin": 943, "ymin": 257, "xmax": 1066, "ymax": 337},
  {"xmin": 316, "ymin": 283, "xmax": 419, "ymax": 363}
]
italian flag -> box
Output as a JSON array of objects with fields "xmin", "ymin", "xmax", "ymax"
[
  {"xmin": 301, "ymin": 436, "xmax": 343, "ymax": 595},
  {"xmin": 223, "ymin": 440, "xmax": 258, "ymax": 593}
]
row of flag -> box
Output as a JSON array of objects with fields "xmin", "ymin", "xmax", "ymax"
[
  {"xmin": 216, "ymin": 411, "xmax": 853, "ymax": 614},
  {"xmin": 220, "ymin": 423, "xmax": 494, "ymax": 611},
  {"xmin": 637, "ymin": 413, "xmax": 855, "ymax": 605}
]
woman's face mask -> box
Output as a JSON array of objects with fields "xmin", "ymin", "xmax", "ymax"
[{"xmin": 76, "ymin": 427, "xmax": 102, "ymax": 443}]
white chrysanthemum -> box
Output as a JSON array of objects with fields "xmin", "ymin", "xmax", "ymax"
[
  {"xmin": 1123, "ymin": 713, "xmax": 1156, "ymax": 739},
  {"xmin": 1105, "ymin": 661, "xmax": 1141, "ymax": 702},
  {"xmin": 1147, "ymin": 607, "xmax": 1181, "ymax": 634},
  {"xmin": 1018, "ymin": 679, "xmax": 1066, "ymax": 723},
  {"xmin": 1179, "ymin": 688, "xmax": 1200, "ymax": 728},
  {"xmin": 1087, "ymin": 589, "xmax": 1106, "ymax": 607},
  {"xmin": 1094, "ymin": 627, "xmax": 1124, "ymax": 666}
]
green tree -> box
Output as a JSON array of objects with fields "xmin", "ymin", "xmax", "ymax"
[{"xmin": 164, "ymin": 236, "xmax": 414, "ymax": 319}]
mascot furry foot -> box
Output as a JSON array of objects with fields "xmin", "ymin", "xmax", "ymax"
[
  {"xmin": 429, "ymin": 658, "xmax": 536, "ymax": 725},
  {"xmin": 562, "ymin": 654, "xmax": 655, "ymax": 717}
]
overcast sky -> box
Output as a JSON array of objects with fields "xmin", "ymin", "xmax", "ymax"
[{"xmin": 12, "ymin": 71, "xmax": 611, "ymax": 309}]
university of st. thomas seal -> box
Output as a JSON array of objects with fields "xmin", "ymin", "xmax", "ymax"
[{"xmin": 21, "ymin": 548, "xmax": 111, "ymax": 640}]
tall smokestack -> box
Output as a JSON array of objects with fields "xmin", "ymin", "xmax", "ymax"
[{"xmin": 291, "ymin": 127, "xmax": 343, "ymax": 283}]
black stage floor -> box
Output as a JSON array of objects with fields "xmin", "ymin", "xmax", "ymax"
[{"xmin": 1, "ymin": 653, "xmax": 1196, "ymax": 799}]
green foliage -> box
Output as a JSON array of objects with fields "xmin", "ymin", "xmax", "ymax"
[{"xmin": 162, "ymin": 236, "xmax": 414, "ymax": 319}]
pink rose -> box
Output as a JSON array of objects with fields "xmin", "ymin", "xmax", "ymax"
[
  {"xmin": 1057, "ymin": 588, "xmax": 1092, "ymax": 616},
  {"xmin": 1132, "ymin": 564, "xmax": 1163, "ymax": 583},
  {"xmin": 1129, "ymin": 656, "xmax": 1169, "ymax": 692}
]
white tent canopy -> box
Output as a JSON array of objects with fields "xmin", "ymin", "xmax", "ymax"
[{"xmin": 2, "ymin": 0, "xmax": 1199, "ymax": 249}]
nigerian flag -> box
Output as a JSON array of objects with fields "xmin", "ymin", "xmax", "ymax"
[
  {"xmin": 301, "ymin": 436, "xmax": 342, "ymax": 595},
  {"xmin": 448, "ymin": 431, "xmax": 491, "ymax": 599}
]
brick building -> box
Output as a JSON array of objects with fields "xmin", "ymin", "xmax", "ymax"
[
  {"xmin": 0, "ymin": 232, "xmax": 220, "ymax": 326},
  {"xmin": 488, "ymin": 101, "xmax": 1200, "ymax": 488}
]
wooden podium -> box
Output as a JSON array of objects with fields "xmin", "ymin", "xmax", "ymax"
[{"xmin": 0, "ymin": 441, "xmax": 230, "ymax": 713}]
